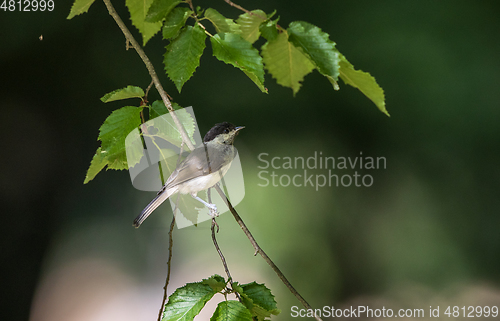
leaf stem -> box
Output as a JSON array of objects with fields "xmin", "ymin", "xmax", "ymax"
[
  {"xmin": 214, "ymin": 185, "xmax": 323, "ymax": 321},
  {"xmin": 101, "ymin": 0, "xmax": 195, "ymax": 151}
]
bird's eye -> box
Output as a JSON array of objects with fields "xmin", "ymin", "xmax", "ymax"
[{"xmin": 224, "ymin": 128, "xmax": 230, "ymax": 134}]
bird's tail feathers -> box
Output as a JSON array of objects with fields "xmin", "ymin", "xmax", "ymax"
[{"xmin": 133, "ymin": 188, "xmax": 174, "ymax": 228}]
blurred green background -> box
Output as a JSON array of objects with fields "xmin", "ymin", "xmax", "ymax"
[{"xmin": 2, "ymin": 1, "xmax": 500, "ymax": 320}]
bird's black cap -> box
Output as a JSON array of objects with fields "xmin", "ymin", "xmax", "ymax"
[{"xmin": 203, "ymin": 122, "xmax": 238, "ymax": 142}]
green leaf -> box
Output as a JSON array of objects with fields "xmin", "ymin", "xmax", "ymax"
[
  {"xmin": 162, "ymin": 282, "xmax": 216, "ymax": 321},
  {"xmin": 287, "ymin": 21, "xmax": 340, "ymax": 88},
  {"xmin": 236, "ymin": 10, "xmax": 266, "ymax": 44},
  {"xmin": 210, "ymin": 301, "xmax": 253, "ymax": 321},
  {"xmin": 83, "ymin": 147, "xmax": 107, "ymax": 184},
  {"xmin": 146, "ymin": 0, "xmax": 182, "ymax": 23},
  {"xmin": 100, "ymin": 86, "xmax": 145, "ymax": 103},
  {"xmin": 231, "ymin": 282, "xmax": 244, "ymax": 295},
  {"xmin": 98, "ymin": 106, "xmax": 142, "ymax": 170},
  {"xmin": 126, "ymin": 0, "xmax": 162, "ymax": 45},
  {"xmin": 259, "ymin": 18, "xmax": 279, "ymax": 41},
  {"xmin": 148, "ymin": 100, "xmax": 196, "ymax": 147},
  {"xmin": 204, "ymin": 8, "xmax": 241, "ymax": 34},
  {"xmin": 240, "ymin": 282, "xmax": 280, "ymax": 318},
  {"xmin": 84, "ymin": 106, "xmax": 143, "ymax": 183},
  {"xmin": 234, "ymin": 282, "xmax": 280, "ymax": 320},
  {"xmin": 149, "ymin": 100, "xmax": 179, "ymax": 119},
  {"xmin": 210, "ymin": 33, "xmax": 266, "ymax": 93},
  {"xmin": 339, "ymin": 54, "xmax": 389, "ymax": 116},
  {"xmin": 202, "ymin": 275, "xmax": 226, "ymax": 292},
  {"xmin": 171, "ymin": 192, "xmax": 206, "ymax": 225},
  {"xmin": 261, "ymin": 32, "xmax": 315, "ymax": 95},
  {"xmin": 164, "ymin": 25, "xmax": 206, "ymax": 92},
  {"xmin": 266, "ymin": 10, "xmax": 277, "ymax": 19},
  {"xmin": 162, "ymin": 7, "xmax": 193, "ymax": 40},
  {"xmin": 124, "ymin": 126, "xmax": 145, "ymax": 168},
  {"xmin": 67, "ymin": 0, "xmax": 96, "ymax": 19}
]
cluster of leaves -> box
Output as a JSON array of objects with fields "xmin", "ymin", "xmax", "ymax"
[
  {"xmin": 69, "ymin": 2, "xmax": 388, "ymax": 318},
  {"xmin": 163, "ymin": 275, "xmax": 280, "ymax": 321},
  {"xmin": 83, "ymin": 85, "xmax": 195, "ymax": 184},
  {"xmin": 68, "ymin": 0, "xmax": 388, "ymax": 116}
]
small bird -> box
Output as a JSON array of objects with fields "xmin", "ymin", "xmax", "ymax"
[{"xmin": 133, "ymin": 122, "xmax": 244, "ymax": 228}]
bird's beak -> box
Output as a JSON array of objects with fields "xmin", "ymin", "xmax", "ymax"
[{"xmin": 235, "ymin": 126, "xmax": 245, "ymax": 132}]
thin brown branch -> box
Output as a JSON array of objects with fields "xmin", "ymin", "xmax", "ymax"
[
  {"xmin": 139, "ymin": 81, "xmax": 152, "ymax": 130},
  {"xmin": 139, "ymin": 109, "xmax": 146, "ymax": 126},
  {"xmin": 224, "ymin": 0, "xmax": 251, "ymax": 14},
  {"xmin": 223, "ymin": 0, "xmax": 267, "ymax": 20},
  {"xmin": 207, "ymin": 189, "xmax": 241, "ymax": 301},
  {"xmin": 101, "ymin": 0, "xmax": 195, "ymax": 151},
  {"xmin": 211, "ymin": 219, "xmax": 231, "ymax": 282},
  {"xmin": 214, "ymin": 185, "xmax": 323, "ymax": 321},
  {"xmin": 157, "ymin": 214, "xmax": 176, "ymax": 321},
  {"xmin": 145, "ymin": 79, "xmax": 155, "ymax": 100},
  {"xmin": 186, "ymin": 0, "xmax": 196, "ymax": 14},
  {"xmin": 157, "ymin": 140, "xmax": 185, "ymax": 321}
]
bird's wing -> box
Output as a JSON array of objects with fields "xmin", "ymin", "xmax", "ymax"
[
  {"xmin": 135, "ymin": 147, "xmax": 213, "ymax": 227},
  {"xmin": 165, "ymin": 144, "xmax": 228, "ymax": 188}
]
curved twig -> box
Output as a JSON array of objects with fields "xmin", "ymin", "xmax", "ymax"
[
  {"xmin": 208, "ymin": 189, "xmax": 241, "ymax": 301},
  {"xmin": 214, "ymin": 185, "xmax": 322, "ymax": 321}
]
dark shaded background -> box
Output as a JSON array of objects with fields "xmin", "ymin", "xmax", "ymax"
[{"xmin": 2, "ymin": 1, "xmax": 500, "ymax": 320}]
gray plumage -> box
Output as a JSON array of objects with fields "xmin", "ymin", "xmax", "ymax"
[{"xmin": 133, "ymin": 122, "xmax": 243, "ymax": 227}]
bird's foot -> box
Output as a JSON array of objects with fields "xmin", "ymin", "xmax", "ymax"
[{"xmin": 207, "ymin": 203, "xmax": 219, "ymax": 217}]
